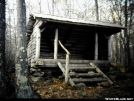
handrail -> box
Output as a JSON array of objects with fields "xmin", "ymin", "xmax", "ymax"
[
  {"xmin": 58, "ymin": 40, "xmax": 70, "ymax": 84},
  {"xmin": 58, "ymin": 40, "xmax": 70, "ymax": 55}
]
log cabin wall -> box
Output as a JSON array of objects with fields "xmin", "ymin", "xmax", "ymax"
[
  {"xmin": 39, "ymin": 21, "xmax": 108, "ymax": 60},
  {"xmin": 27, "ymin": 27, "xmax": 37, "ymax": 65}
]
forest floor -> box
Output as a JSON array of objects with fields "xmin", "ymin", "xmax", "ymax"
[
  {"xmin": 29, "ymin": 70, "xmax": 134, "ymax": 100},
  {"xmin": 6, "ymin": 66, "xmax": 134, "ymax": 99}
]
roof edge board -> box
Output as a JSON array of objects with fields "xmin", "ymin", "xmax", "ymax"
[{"xmin": 31, "ymin": 13, "xmax": 125, "ymax": 29}]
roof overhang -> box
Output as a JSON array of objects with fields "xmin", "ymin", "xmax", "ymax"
[{"xmin": 27, "ymin": 13, "xmax": 125, "ymax": 36}]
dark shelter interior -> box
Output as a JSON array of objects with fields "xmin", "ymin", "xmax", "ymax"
[
  {"xmin": 27, "ymin": 15, "xmax": 124, "ymax": 61},
  {"xmin": 39, "ymin": 21, "xmax": 121, "ymax": 60}
]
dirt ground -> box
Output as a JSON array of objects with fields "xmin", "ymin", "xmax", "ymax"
[{"xmin": 30, "ymin": 72, "xmax": 134, "ymax": 99}]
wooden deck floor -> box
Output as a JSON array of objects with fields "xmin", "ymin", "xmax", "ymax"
[{"xmin": 31, "ymin": 59, "xmax": 110, "ymax": 68}]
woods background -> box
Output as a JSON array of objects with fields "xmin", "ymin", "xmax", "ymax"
[{"xmin": 0, "ymin": 0, "xmax": 134, "ymax": 98}]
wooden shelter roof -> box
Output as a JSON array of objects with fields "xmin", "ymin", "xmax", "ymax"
[{"xmin": 27, "ymin": 13, "xmax": 125, "ymax": 37}]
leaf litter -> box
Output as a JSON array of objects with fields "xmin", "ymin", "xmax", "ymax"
[{"xmin": 29, "ymin": 72, "xmax": 134, "ymax": 99}]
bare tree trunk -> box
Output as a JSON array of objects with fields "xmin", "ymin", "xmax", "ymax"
[
  {"xmin": 52, "ymin": 0, "xmax": 54, "ymax": 15},
  {"xmin": 47, "ymin": 0, "xmax": 51, "ymax": 14},
  {"xmin": 95, "ymin": 0, "xmax": 99, "ymax": 21},
  {"xmin": 0, "ymin": 0, "xmax": 6, "ymax": 98},
  {"xmin": 69, "ymin": 0, "xmax": 71, "ymax": 17},
  {"xmin": 128, "ymin": 3, "xmax": 133, "ymax": 65},
  {"xmin": 15, "ymin": 0, "xmax": 40, "ymax": 98},
  {"xmin": 124, "ymin": 0, "xmax": 130, "ymax": 67},
  {"xmin": 37, "ymin": 0, "xmax": 41, "ymax": 13}
]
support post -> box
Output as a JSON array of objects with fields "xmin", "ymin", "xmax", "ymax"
[
  {"xmin": 108, "ymin": 36, "xmax": 112, "ymax": 62},
  {"xmin": 35, "ymin": 27, "xmax": 41, "ymax": 58},
  {"xmin": 95, "ymin": 33, "xmax": 98, "ymax": 60},
  {"xmin": 54, "ymin": 28, "xmax": 58, "ymax": 59},
  {"xmin": 65, "ymin": 53, "xmax": 69, "ymax": 84}
]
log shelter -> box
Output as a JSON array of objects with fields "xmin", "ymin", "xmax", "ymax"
[{"xmin": 26, "ymin": 13, "xmax": 125, "ymax": 86}]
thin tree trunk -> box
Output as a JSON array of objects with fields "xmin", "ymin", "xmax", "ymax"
[
  {"xmin": 124, "ymin": 0, "xmax": 130, "ymax": 67},
  {"xmin": 15, "ymin": 0, "xmax": 40, "ymax": 98},
  {"xmin": 52, "ymin": 0, "xmax": 54, "ymax": 15},
  {"xmin": 128, "ymin": 4, "xmax": 133, "ymax": 65},
  {"xmin": 95, "ymin": 0, "xmax": 99, "ymax": 21},
  {"xmin": 0, "ymin": 0, "xmax": 6, "ymax": 98},
  {"xmin": 47, "ymin": 0, "xmax": 51, "ymax": 14},
  {"xmin": 37, "ymin": 0, "xmax": 41, "ymax": 13}
]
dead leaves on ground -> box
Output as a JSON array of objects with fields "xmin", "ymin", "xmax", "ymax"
[
  {"xmin": 30, "ymin": 76, "xmax": 134, "ymax": 99},
  {"xmin": 30, "ymin": 77, "xmax": 105, "ymax": 99}
]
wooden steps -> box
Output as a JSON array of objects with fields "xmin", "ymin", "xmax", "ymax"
[
  {"xmin": 30, "ymin": 59, "xmax": 112, "ymax": 87},
  {"xmin": 57, "ymin": 61, "xmax": 113, "ymax": 87}
]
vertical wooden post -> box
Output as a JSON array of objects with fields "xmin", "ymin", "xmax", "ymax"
[
  {"xmin": 65, "ymin": 53, "xmax": 69, "ymax": 84},
  {"xmin": 35, "ymin": 26, "xmax": 41, "ymax": 58},
  {"xmin": 95, "ymin": 33, "xmax": 98, "ymax": 60},
  {"xmin": 54, "ymin": 28, "xmax": 58, "ymax": 59},
  {"xmin": 108, "ymin": 36, "xmax": 112, "ymax": 61},
  {"xmin": 95, "ymin": 0, "xmax": 99, "ymax": 60}
]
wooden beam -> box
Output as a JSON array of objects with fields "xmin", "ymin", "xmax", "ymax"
[
  {"xmin": 58, "ymin": 40, "xmax": 70, "ymax": 84},
  {"xmin": 65, "ymin": 53, "xmax": 69, "ymax": 83},
  {"xmin": 95, "ymin": 33, "xmax": 98, "ymax": 60},
  {"xmin": 57, "ymin": 62, "xmax": 75, "ymax": 87},
  {"xmin": 57, "ymin": 62, "xmax": 65, "ymax": 74},
  {"xmin": 58, "ymin": 40, "xmax": 70, "ymax": 54},
  {"xmin": 35, "ymin": 26, "xmax": 41, "ymax": 58},
  {"xmin": 72, "ymin": 78, "xmax": 107, "ymax": 83},
  {"xmin": 90, "ymin": 62, "xmax": 113, "ymax": 85},
  {"xmin": 108, "ymin": 36, "xmax": 112, "ymax": 61},
  {"xmin": 32, "ymin": 59, "xmax": 110, "ymax": 64},
  {"xmin": 54, "ymin": 28, "xmax": 58, "ymax": 59},
  {"xmin": 69, "ymin": 73, "xmax": 102, "ymax": 77},
  {"xmin": 69, "ymin": 66, "xmax": 96, "ymax": 70}
]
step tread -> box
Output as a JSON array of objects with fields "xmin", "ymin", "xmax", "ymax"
[
  {"xmin": 69, "ymin": 66, "xmax": 96, "ymax": 69},
  {"xmin": 72, "ymin": 77, "xmax": 107, "ymax": 83},
  {"xmin": 63, "ymin": 64, "xmax": 90, "ymax": 67},
  {"xmin": 69, "ymin": 73, "xmax": 102, "ymax": 77},
  {"xmin": 69, "ymin": 67, "xmax": 96, "ymax": 71}
]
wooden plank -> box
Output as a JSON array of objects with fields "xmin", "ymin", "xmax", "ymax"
[
  {"xmin": 95, "ymin": 33, "xmax": 98, "ymax": 60},
  {"xmin": 35, "ymin": 26, "xmax": 41, "ymax": 58},
  {"xmin": 69, "ymin": 66, "xmax": 96, "ymax": 70},
  {"xmin": 35, "ymin": 64, "xmax": 58, "ymax": 67},
  {"xmin": 58, "ymin": 40, "xmax": 70, "ymax": 54},
  {"xmin": 65, "ymin": 64, "xmax": 89, "ymax": 67},
  {"xmin": 57, "ymin": 62, "xmax": 75, "ymax": 87},
  {"xmin": 34, "ymin": 20, "xmax": 43, "ymax": 28},
  {"xmin": 69, "ymin": 73, "xmax": 102, "ymax": 77},
  {"xmin": 54, "ymin": 28, "xmax": 58, "ymax": 59},
  {"xmin": 72, "ymin": 78, "xmax": 107, "ymax": 83},
  {"xmin": 90, "ymin": 62, "xmax": 113, "ymax": 85},
  {"xmin": 33, "ymin": 63, "xmax": 90, "ymax": 67},
  {"xmin": 57, "ymin": 62, "xmax": 65, "ymax": 74},
  {"xmin": 32, "ymin": 59, "xmax": 110, "ymax": 64},
  {"xmin": 65, "ymin": 54, "xmax": 69, "ymax": 83},
  {"xmin": 108, "ymin": 36, "xmax": 112, "ymax": 61}
]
